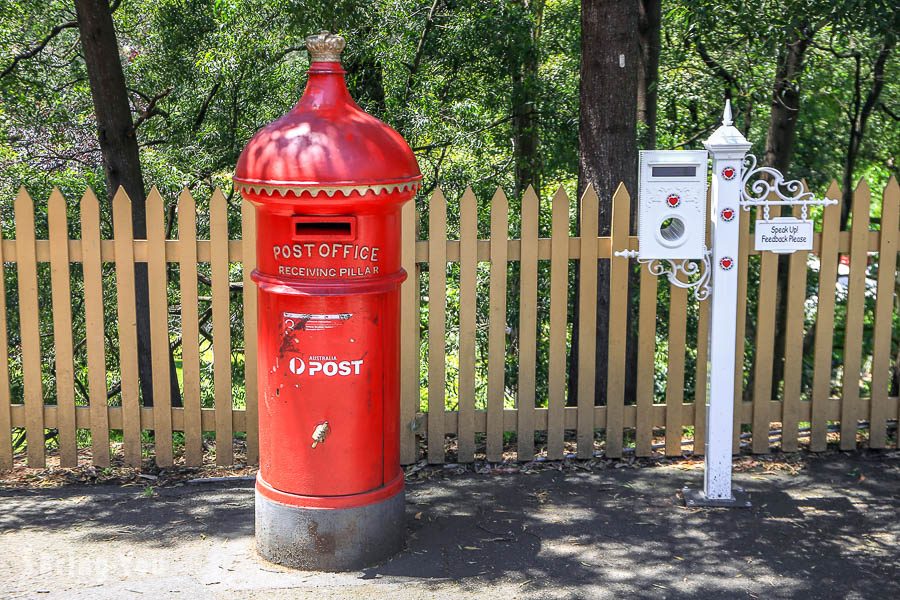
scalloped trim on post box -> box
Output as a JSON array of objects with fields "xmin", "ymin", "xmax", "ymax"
[{"xmin": 234, "ymin": 179, "xmax": 422, "ymax": 198}]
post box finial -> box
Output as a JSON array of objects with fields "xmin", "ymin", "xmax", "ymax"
[
  {"xmin": 306, "ymin": 31, "xmax": 346, "ymax": 62},
  {"xmin": 722, "ymin": 99, "xmax": 733, "ymax": 126}
]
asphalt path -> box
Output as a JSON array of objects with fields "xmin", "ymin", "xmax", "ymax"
[{"xmin": 1, "ymin": 451, "xmax": 897, "ymax": 599}]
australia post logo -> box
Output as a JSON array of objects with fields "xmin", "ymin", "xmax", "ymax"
[{"xmin": 288, "ymin": 355, "xmax": 364, "ymax": 377}]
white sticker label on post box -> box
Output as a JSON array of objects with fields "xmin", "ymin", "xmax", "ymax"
[{"xmin": 754, "ymin": 217, "xmax": 813, "ymax": 254}]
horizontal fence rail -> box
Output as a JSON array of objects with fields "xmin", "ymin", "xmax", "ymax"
[{"xmin": 0, "ymin": 178, "xmax": 898, "ymax": 469}]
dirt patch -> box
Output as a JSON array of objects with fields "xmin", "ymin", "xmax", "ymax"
[{"xmin": 4, "ymin": 434, "xmax": 891, "ymax": 491}]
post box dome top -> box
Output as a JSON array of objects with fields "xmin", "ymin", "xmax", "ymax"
[{"xmin": 234, "ymin": 32, "xmax": 422, "ymax": 199}]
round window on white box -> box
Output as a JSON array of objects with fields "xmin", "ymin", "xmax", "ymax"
[{"xmin": 655, "ymin": 214, "xmax": 687, "ymax": 248}]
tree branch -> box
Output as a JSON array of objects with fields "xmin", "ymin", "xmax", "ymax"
[
  {"xmin": 192, "ymin": 80, "xmax": 221, "ymax": 132},
  {"xmin": 131, "ymin": 87, "xmax": 172, "ymax": 130},
  {"xmin": 197, "ymin": 272, "xmax": 243, "ymax": 293},
  {"xmin": 139, "ymin": 138, "xmax": 169, "ymax": 147},
  {"xmin": 858, "ymin": 41, "xmax": 894, "ymax": 137},
  {"xmin": 669, "ymin": 122, "xmax": 717, "ymax": 149},
  {"xmin": 0, "ymin": 20, "xmax": 78, "ymax": 79},
  {"xmin": 879, "ymin": 102, "xmax": 900, "ymax": 121},
  {"xmin": 694, "ymin": 39, "xmax": 740, "ymax": 96},
  {"xmin": 404, "ymin": 0, "xmax": 442, "ymax": 104},
  {"xmin": 1, "ymin": 0, "xmax": 125, "ymax": 80},
  {"xmin": 274, "ymin": 44, "xmax": 306, "ymax": 62},
  {"xmin": 412, "ymin": 113, "xmax": 516, "ymax": 152},
  {"xmin": 168, "ymin": 306, "xmax": 212, "ymax": 353},
  {"xmin": 198, "ymin": 306, "xmax": 215, "ymax": 345}
]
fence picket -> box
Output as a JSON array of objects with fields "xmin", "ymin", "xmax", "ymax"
[
  {"xmin": 635, "ymin": 266, "xmax": 657, "ymax": 457},
  {"xmin": 733, "ymin": 200, "xmax": 751, "ymax": 452},
  {"xmin": 178, "ymin": 191, "xmax": 202, "ymax": 466},
  {"xmin": 665, "ymin": 285, "xmax": 687, "ymax": 456},
  {"xmin": 869, "ymin": 177, "xmax": 899, "ymax": 448},
  {"xmin": 576, "ymin": 185, "xmax": 599, "ymax": 459},
  {"xmin": 0, "ymin": 216, "xmax": 11, "ymax": 469},
  {"xmin": 48, "ymin": 189, "xmax": 77, "ymax": 467},
  {"xmin": 546, "ymin": 187, "xmax": 569, "ymax": 460},
  {"xmin": 781, "ymin": 203, "xmax": 809, "ymax": 452},
  {"xmin": 457, "ymin": 188, "xmax": 478, "ymax": 463},
  {"xmin": 751, "ymin": 205, "xmax": 781, "ymax": 454},
  {"xmin": 14, "ymin": 188, "xmax": 45, "ymax": 467},
  {"xmin": 692, "ymin": 194, "xmax": 713, "ymax": 456},
  {"xmin": 400, "ymin": 195, "xmax": 419, "ymax": 464},
  {"xmin": 241, "ymin": 198, "xmax": 259, "ymax": 464},
  {"xmin": 147, "ymin": 188, "xmax": 174, "ymax": 466},
  {"xmin": 427, "ymin": 188, "xmax": 447, "ymax": 463},
  {"xmin": 811, "ymin": 181, "xmax": 843, "ymax": 451},
  {"xmin": 606, "ymin": 184, "xmax": 630, "ymax": 458},
  {"xmin": 80, "ymin": 188, "xmax": 109, "ymax": 467},
  {"xmin": 112, "ymin": 189, "xmax": 141, "ymax": 467},
  {"xmin": 517, "ymin": 186, "xmax": 539, "ymax": 461},
  {"xmin": 487, "ymin": 188, "xmax": 509, "ymax": 462},
  {"xmin": 840, "ymin": 181, "xmax": 870, "ymax": 450},
  {"xmin": 694, "ymin": 286, "xmax": 710, "ymax": 456},
  {"xmin": 210, "ymin": 189, "xmax": 233, "ymax": 465}
]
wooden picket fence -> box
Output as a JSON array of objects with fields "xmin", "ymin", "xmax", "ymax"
[
  {"xmin": 1, "ymin": 187, "xmax": 259, "ymax": 470},
  {"xmin": 1, "ymin": 178, "xmax": 898, "ymax": 469}
]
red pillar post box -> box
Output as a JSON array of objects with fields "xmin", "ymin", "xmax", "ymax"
[{"xmin": 234, "ymin": 31, "xmax": 421, "ymax": 571}]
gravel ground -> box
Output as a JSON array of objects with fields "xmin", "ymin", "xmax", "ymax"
[{"xmin": 1, "ymin": 451, "xmax": 897, "ymax": 599}]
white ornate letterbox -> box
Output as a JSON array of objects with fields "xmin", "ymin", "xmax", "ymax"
[{"xmin": 637, "ymin": 150, "xmax": 709, "ymax": 260}]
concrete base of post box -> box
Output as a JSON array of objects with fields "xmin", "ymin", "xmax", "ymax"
[{"xmin": 255, "ymin": 489, "xmax": 406, "ymax": 571}]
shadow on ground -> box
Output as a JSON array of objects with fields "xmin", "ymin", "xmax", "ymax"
[{"xmin": 1, "ymin": 451, "xmax": 897, "ymax": 599}]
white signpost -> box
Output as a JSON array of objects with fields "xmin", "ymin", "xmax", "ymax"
[{"xmin": 617, "ymin": 100, "xmax": 837, "ymax": 507}]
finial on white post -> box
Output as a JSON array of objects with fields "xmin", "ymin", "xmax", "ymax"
[
  {"xmin": 705, "ymin": 99, "xmax": 750, "ymax": 153},
  {"xmin": 722, "ymin": 99, "xmax": 733, "ymax": 127}
]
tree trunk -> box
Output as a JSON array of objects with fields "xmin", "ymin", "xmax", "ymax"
[
  {"xmin": 345, "ymin": 41, "xmax": 386, "ymax": 118},
  {"xmin": 763, "ymin": 33, "xmax": 810, "ymax": 174},
  {"xmin": 630, "ymin": 0, "xmax": 661, "ymax": 404},
  {"xmin": 75, "ymin": 0, "xmax": 182, "ymax": 408},
  {"xmin": 570, "ymin": 0, "xmax": 639, "ymax": 407},
  {"xmin": 509, "ymin": 0, "xmax": 544, "ymax": 199},
  {"xmin": 636, "ymin": 0, "xmax": 660, "ymax": 150},
  {"xmin": 840, "ymin": 40, "xmax": 893, "ymax": 230},
  {"xmin": 404, "ymin": 0, "xmax": 442, "ymax": 106},
  {"xmin": 763, "ymin": 28, "xmax": 811, "ymax": 405}
]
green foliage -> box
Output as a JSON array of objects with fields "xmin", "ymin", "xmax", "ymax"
[{"xmin": 0, "ymin": 0, "xmax": 895, "ymax": 426}]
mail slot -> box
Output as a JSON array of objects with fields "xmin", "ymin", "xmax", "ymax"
[{"xmin": 293, "ymin": 216, "xmax": 356, "ymax": 240}]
